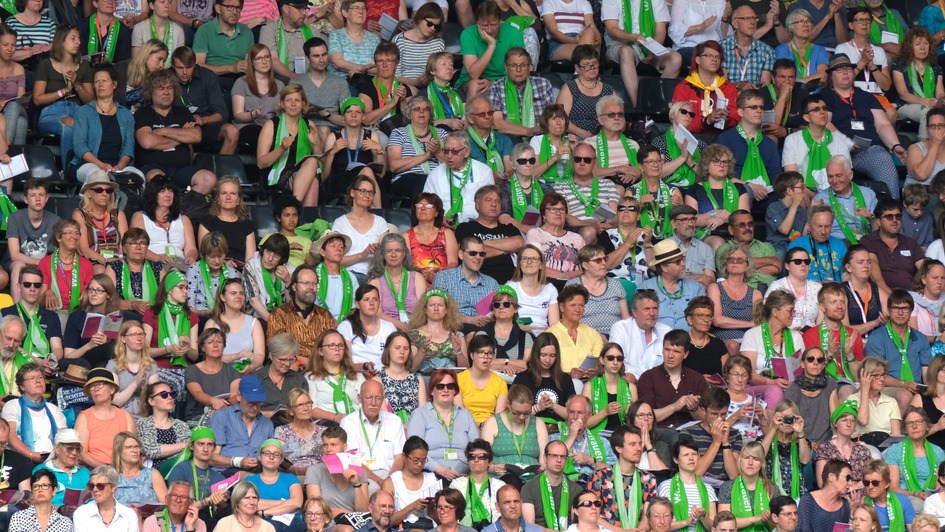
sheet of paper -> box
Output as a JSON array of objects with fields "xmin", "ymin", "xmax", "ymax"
[
  {"xmin": 591, "ymin": 203, "xmax": 617, "ymax": 221},
  {"xmin": 323, "ymin": 451, "xmax": 364, "ymax": 475},
  {"xmin": 0, "ymin": 154, "xmax": 28, "ymax": 180},
  {"xmin": 211, "ymin": 472, "xmax": 240, "ymax": 492},
  {"xmin": 762, "ymin": 109, "xmax": 775, "ymax": 124},
  {"xmin": 379, "ymin": 13, "xmax": 399, "ymax": 40},
  {"xmin": 81, "ymin": 314, "xmax": 104, "ymax": 339},
  {"xmin": 714, "ymin": 97, "xmax": 728, "ymax": 129},
  {"xmin": 63, "ymin": 488, "xmax": 92, "ymax": 506},
  {"xmin": 639, "ymin": 37, "xmax": 669, "ymax": 56},
  {"xmin": 771, "ymin": 356, "xmax": 796, "ymax": 382},
  {"xmin": 673, "ymin": 124, "xmax": 699, "ymax": 156},
  {"xmin": 521, "ymin": 205, "xmax": 540, "ymax": 227},
  {"xmin": 294, "ymin": 56, "xmax": 306, "ymax": 74},
  {"xmin": 579, "ymin": 355, "xmax": 600, "ymax": 371},
  {"xmin": 881, "ymin": 30, "xmax": 898, "ymax": 44},
  {"xmin": 853, "ymin": 135, "xmax": 871, "ymax": 149}
]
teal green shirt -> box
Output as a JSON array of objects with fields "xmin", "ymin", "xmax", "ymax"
[
  {"xmin": 715, "ymin": 238, "xmax": 778, "ymax": 290},
  {"xmin": 192, "ymin": 18, "xmax": 254, "ymax": 67},
  {"xmin": 457, "ymin": 23, "xmax": 525, "ymax": 86}
]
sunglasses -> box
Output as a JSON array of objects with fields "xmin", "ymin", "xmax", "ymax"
[
  {"xmin": 577, "ymin": 500, "xmax": 602, "ymax": 508},
  {"xmin": 87, "ymin": 482, "xmax": 110, "ymax": 492},
  {"xmin": 20, "ymin": 281, "xmax": 41, "ymax": 288},
  {"xmin": 424, "ymin": 19, "xmax": 441, "ymax": 29},
  {"xmin": 600, "ymin": 112, "xmax": 623, "ymax": 119},
  {"xmin": 89, "ymin": 187, "xmax": 114, "ymax": 195},
  {"xmin": 882, "ymin": 213, "xmax": 902, "ymax": 221},
  {"xmin": 465, "ymin": 250, "xmax": 485, "ymax": 257},
  {"xmin": 468, "ymin": 452, "xmax": 489, "ymax": 461},
  {"xmin": 150, "ymin": 390, "xmax": 175, "ymax": 400},
  {"xmin": 572, "ymin": 156, "xmax": 594, "ymax": 164},
  {"xmin": 442, "ymin": 148, "xmax": 465, "ymax": 156},
  {"xmin": 516, "ymin": 157, "xmax": 536, "ymax": 165},
  {"xmin": 864, "ymin": 480, "xmax": 884, "ymax": 488},
  {"xmin": 788, "ymin": 258, "xmax": 812, "ymax": 266},
  {"xmin": 433, "ymin": 383, "xmax": 459, "ymax": 392},
  {"xmin": 605, "ymin": 355, "xmax": 625, "ymax": 363},
  {"xmin": 492, "ymin": 301, "xmax": 513, "ymax": 309},
  {"xmin": 805, "ymin": 356, "xmax": 826, "ymax": 364},
  {"xmin": 677, "ymin": 108, "xmax": 696, "ymax": 117},
  {"xmin": 617, "ymin": 206, "xmax": 637, "ymax": 212}
]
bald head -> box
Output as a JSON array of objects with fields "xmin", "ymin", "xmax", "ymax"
[{"xmin": 359, "ymin": 379, "xmax": 386, "ymax": 420}]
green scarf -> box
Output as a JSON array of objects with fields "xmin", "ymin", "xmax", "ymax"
[
  {"xmin": 328, "ymin": 373, "xmax": 353, "ymax": 413},
  {"xmin": 373, "ymin": 76, "xmax": 399, "ymax": 118},
  {"xmin": 908, "ymin": 62, "xmax": 935, "ymax": 101},
  {"xmin": 199, "ymin": 259, "xmax": 228, "ymax": 310},
  {"xmin": 703, "ymin": 179, "xmax": 738, "ymax": 213},
  {"xmin": 16, "ymin": 303, "xmax": 49, "ymax": 357},
  {"xmin": 665, "ymin": 128, "xmax": 699, "ymax": 186},
  {"xmin": 121, "ymin": 261, "xmax": 157, "ymax": 303},
  {"xmin": 0, "ymin": 186, "xmax": 17, "ymax": 231},
  {"xmin": 770, "ymin": 436, "xmax": 800, "ymax": 499},
  {"xmin": 820, "ymin": 322, "xmax": 851, "ymax": 380},
  {"xmin": 268, "ymin": 114, "xmax": 311, "ymax": 186},
  {"xmin": 802, "ymin": 128, "xmax": 833, "ymax": 190},
  {"xmin": 621, "ymin": 0, "xmax": 655, "ymax": 54},
  {"xmin": 277, "ymin": 19, "xmax": 314, "ymax": 66},
  {"xmin": 539, "ymin": 473, "xmax": 569, "ymax": 531},
  {"xmin": 445, "ymin": 158, "xmax": 474, "ymax": 220},
  {"xmin": 505, "ymin": 77, "xmax": 535, "ymax": 128},
  {"xmin": 865, "ymin": 3, "xmax": 903, "ymax": 44},
  {"xmin": 737, "ymin": 124, "xmax": 769, "ymax": 186},
  {"xmin": 789, "ymin": 41, "xmax": 812, "ymax": 78},
  {"xmin": 760, "ymin": 322, "xmax": 795, "ymax": 373},
  {"xmin": 669, "ymin": 473, "xmax": 709, "ymax": 532},
  {"xmin": 158, "ymin": 300, "xmax": 190, "ymax": 367},
  {"xmin": 731, "ymin": 477, "xmax": 770, "ymax": 532},
  {"xmin": 261, "ymin": 268, "xmax": 283, "ymax": 311},
  {"xmin": 589, "ymin": 375, "xmax": 631, "ymax": 433},
  {"xmin": 886, "ymin": 323, "xmax": 915, "ymax": 383},
  {"xmin": 384, "ymin": 268, "xmax": 410, "ymax": 322},
  {"xmin": 633, "ymin": 178, "xmax": 673, "ymax": 238},
  {"xmin": 827, "ymin": 184, "xmax": 870, "ymax": 244},
  {"xmin": 902, "ymin": 438, "xmax": 937, "ymax": 491},
  {"xmin": 50, "ymin": 249, "xmax": 80, "ymax": 311},
  {"xmin": 567, "ymin": 176, "xmax": 600, "ymax": 218},
  {"xmin": 540, "ymin": 135, "xmax": 573, "ymax": 182},
  {"xmin": 466, "ymin": 478, "xmax": 491, "ymax": 523},
  {"xmin": 429, "ymin": 82, "xmax": 464, "ymax": 119},
  {"xmin": 865, "ymin": 491, "xmax": 906, "ymax": 532},
  {"xmin": 88, "ymin": 14, "xmax": 120, "ymax": 63},
  {"xmin": 469, "ymin": 128, "xmax": 503, "ymax": 173},
  {"xmin": 0, "ymin": 0, "xmax": 16, "ymax": 13},
  {"xmin": 316, "ymin": 262, "xmax": 354, "ymax": 319},
  {"xmin": 510, "ymin": 174, "xmax": 544, "ymax": 221},
  {"xmin": 614, "ymin": 467, "xmax": 642, "ymax": 529},
  {"xmin": 407, "ymin": 124, "xmax": 436, "ymax": 174},
  {"xmin": 595, "ymin": 130, "xmax": 638, "ymax": 172}
]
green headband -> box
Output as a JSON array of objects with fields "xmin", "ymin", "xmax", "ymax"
[
  {"xmin": 191, "ymin": 426, "xmax": 216, "ymax": 442},
  {"xmin": 164, "ymin": 270, "xmax": 186, "ymax": 292},
  {"xmin": 342, "ymin": 97, "xmax": 366, "ymax": 113},
  {"xmin": 425, "ymin": 289, "xmax": 448, "ymax": 303},
  {"xmin": 831, "ymin": 400, "xmax": 858, "ymax": 425},
  {"xmin": 494, "ymin": 285, "xmax": 518, "ymax": 304},
  {"xmin": 258, "ymin": 438, "xmax": 284, "ymax": 454}
]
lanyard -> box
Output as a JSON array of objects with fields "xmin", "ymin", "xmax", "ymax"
[
  {"xmin": 735, "ymin": 45, "xmax": 752, "ymax": 82},
  {"xmin": 506, "ymin": 413, "xmax": 528, "ymax": 458},
  {"xmin": 358, "ymin": 409, "xmax": 382, "ymax": 458},
  {"xmin": 343, "ymin": 128, "xmax": 361, "ymax": 165},
  {"xmin": 435, "ymin": 406, "xmax": 454, "ymax": 444},
  {"xmin": 847, "ymin": 281, "xmax": 870, "ymax": 323},
  {"xmin": 834, "ymin": 89, "xmax": 857, "ymax": 119}
]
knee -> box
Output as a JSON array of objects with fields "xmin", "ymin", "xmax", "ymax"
[
  {"xmin": 579, "ymin": 226, "xmax": 596, "ymax": 245},
  {"xmin": 223, "ymin": 124, "xmax": 239, "ymax": 142},
  {"xmin": 60, "ymin": 117, "xmax": 74, "ymax": 127},
  {"xmin": 146, "ymin": 169, "xmax": 163, "ymax": 181},
  {"xmin": 192, "ymin": 170, "xmax": 217, "ymax": 194}
]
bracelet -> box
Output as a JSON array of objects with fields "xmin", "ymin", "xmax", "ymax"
[
  {"xmin": 869, "ymin": 66, "xmax": 878, "ymax": 72},
  {"xmin": 721, "ymin": 17, "xmax": 731, "ymax": 23},
  {"xmin": 57, "ymin": 89, "xmax": 65, "ymax": 98},
  {"xmin": 720, "ymin": 445, "xmax": 732, "ymax": 450},
  {"xmin": 353, "ymin": 483, "xmax": 364, "ymax": 488}
]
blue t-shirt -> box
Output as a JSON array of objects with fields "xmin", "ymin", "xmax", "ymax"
[
  {"xmin": 166, "ymin": 461, "xmax": 225, "ymax": 500},
  {"xmin": 885, "ymin": 441, "xmax": 945, "ymax": 490},
  {"xmin": 872, "ymin": 492, "xmax": 916, "ymax": 531},
  {"xmin": 247, "ymin": 472, "xmax": 301, "ymax": 501},
  {"xmin": 774, "ymin": 42, "xmax": 830, "ymax": 78},
  {"xmin": 902, "ymin": 211, "xmax": 934, "ymax": 247},
  {"xmin": 717, "ymin": 126, "xmax": 782, "ymax": 186},
  {"xmin": 864, "ymin": 326, "xmax": 933, "ymax": 384},
  {"xmin": 792, "ymin": 235, "xmax": 847, "ymax": 282},
  {"xmin": 34, "ymin": 462, "xmax": 90, "ymax": 507},
  {"xmin": 787, "ymin": 0, "xmax": 846, "ymax": 48},
  {"xmin": 765, "ymin": 199, "xmax": 807, "ymax": 257}
]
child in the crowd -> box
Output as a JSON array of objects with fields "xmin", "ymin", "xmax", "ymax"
[{"xmin": 902, "ymin": 183, "xmax": 934, "ymax": 248}]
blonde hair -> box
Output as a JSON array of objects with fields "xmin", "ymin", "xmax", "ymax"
[
  {"xmin": 209, "ymin": 176, "xmax": 248, "ymax": 219},
  {"xmin": 740, "ymin": 441, "xmax": 777, "ymax": 497},
  {"xmin": 407, "ymin": 292, "xmax": 464, "ymax": 332},
  {"xmin": 113, "ymin": 320, "xmax": 155, "ymax": 374},
  {"xmin": 128, "ymin": 39, "xmax": 168, "ymax": 88},
  {"xmin": 80, "ymin": 273, "xmax": 121, "ymax": 314},
  {"xmin": 307, "ymin": 329, "xmax": 358, "ymax": 380},
  {"xmin": 113, "ymin": 432, "xmax": 144, "ymax": 473}
]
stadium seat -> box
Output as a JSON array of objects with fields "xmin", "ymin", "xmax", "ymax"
[
  {"xmin": 49, "ymin": 196, "xmax": 80, "ymax": 219},
  {"xmin": 9, "ymin": 145, "xmax": 76, "ymax": 193},
  {"xmin": 195, "ymin": 153, "xmax": 260, "ymax": 199},
  {"xmin": 250, "ymin": 203, "xmax": 280, "ymax": 239},
  {"xmin": 301, "ymin": 205, "xmax": 347, "ymax": 225}
]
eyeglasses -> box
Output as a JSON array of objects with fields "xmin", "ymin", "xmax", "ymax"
[
  {"xmin": 734, "ymin": 15, "xmax": 759, "ymax": 21},
  {"xmin": 87, "ymin": 482, "xmax": 111, "ymax": 491},
  {"xmin": 728, "ymin": 371, "xmax": 749, "ymax": 379},
  {"xmin": 406, "ymin": 455, "xmax": 428, "ymax": 464},
  {"xmin": 573, "ymin": 156, "xmax": 594, "ymax": 164},
  {"xmin": 690, "ymin": 312, "xmax": 713, "ymax": 320},
  {"xmin": 579, "ymin": 62, "xmax": 599, "ymax": 70},
  {"xmin": 852, "ymin": 16, "xmax": 871, "ymax": 23},
  {"xmin": 354, "ymin": 188, "xmax": 376, "ymax": 196},
  {"xmin": 20, "ymin": 282, "xmax": 41, "ymax": 288},
  {"xmin": 276, "ymin": 357, "xmax": 296, "ymax": 365},
  {"xmin": 788, "ymin": 258, "xmax": 812, "ymax": 266},
  {"xmin": 605, "ymin": 355, "xmax": 625, "ymax": 362},
  {"xmin": 600, "ymin": 112, "xmax": 623, "ymax": 119},
  {"xmin": 424, "ymin": 19, "xmax": 441, "ymax": 29},
  {"xmin": 641, "ymin": 159, "xmax": 662, "ymax": 165},
  {"xmin": 906, "ymin": 420, "xmax": 927, "ymax": 428},
  {"xmin": 711, "ymin": 158, "xmax": 731, "ymax": 165},
  {"xmin": 32, "ymin": 483, "xmax": 54, "ymax": 491},
  {"xmin": 677, "ymin": 108, "xmax": 696, "ymax": 117},
  {"xmin": 675, "ymin": 216, "xmax": 697, "ymax": 223},
  {"xmin": 806, "ymin": 105, "xmax": 828, "ymax": 113},
  {"xmin": 321, "ymin": 343, "xmax": 345, "ymax": 350},
  {"xmin": 617, "ymin": 205, "xmax": 638, "ymax": 212},
  {"xmin": 89, "ymin": 187, "xmax": 114, "ymax": 195},
  {"xmin": 260, "ymin": 451, "xmax": 283, "ymax": 458},
  {"xmin": 740, "ymin": 105, "xmax": 764, "ymax": 111},
  {"xmin": 443, "ymin": 148, "xmax": 465, "ymax": 156},
  {"xmin": 586, "ymin": 257, "xmax": 607, "ymax": 265},
  {"xmin": 294, "ymin": 400, "xmax": 313, "ymax": 408},
  {"xmin": 805, "ymin": 356, "xmax": 826, "ymax": 364},
  {"xmin": 375, "ymin": 58, "xmax": 397, "ymax": 64},
  {"xmin": 415, "ymin": 203, "xmax": 436, "ymax": 209},
  {"xmin": 507, "ymin": 62, "xmax": 530, "ymax": 70},
  {"xmin": 253, "ymin": 55, "xmax": 271, "ymax": 62},
  {"xmin": 87, "ymin": 287, "xmax": 106, "ymax": 295},
  {"xmin": 468, "ymin": 452, "xmax": 490, "ymax": 461},
  {"xmin": 889, "ymin": 305, "xmax": 912, "ymax": 313},
  {"xmin": 577, "ymin": 500, "xmax": 602, "ymax": 508},
  {"xmin": 476, "ymin": 350, "xmax": 495, "ymax": 358},
  {"xmin": 727, "ymin": 257, "xmax": 747, "ymax": 264},
  {"xmin": 471, "ymin": 110, "xmax": 495, "ymax": 118},
  {"xmin": 520, "ymin": 256, "xmax": 541, "ymax": 264},
  {"xmin": 493, "ymin": 301, "xmax": 513, "ymax": 309},
  {"xmin": 863, "ymin": 480, "xmax": 884, "ymax": 488},
  {"xmin": 465, "ymin": 250, "xmax": 486, "ymax": 257},
  {"xmin": 433, "ymin": 383, "xmax": 459, "ymax": 392},
  {"xmin": 218, "ymin": 2, "xmax": 242, "ymax": 9},
  {"xmin": 545, "ymin": 207, "xmax": 567, "ymax": 214},
  {"xmin": 438, "ymin": 504, "xmax": 457, "ymax": 512},
  {"xmin": 882, "ymin": 213, "xmax": 902, "ymax": 221},
  {"xmin": 62, "ymin": 445, "xmax": 81, "ymax": 453},
  {"xmin": 151, "ymin": 390, "xmax": 174, "ymax": 400},
  {"xmin": 792, "ymin": 18, "xmax": 812, "ymax": 25},
  {"xmin": 168, "ymin": 494, "xmax": 191, "ymax": 502},
  {"xmin": 304, "ymin": 512, "xmax": 325, "ymax": 519},
  {"xmin": 700, "ymin": 53, "xmax": 721, "ymax": 60},
  {"xmin": 516, "ymin": 157, "xmax": 536, "ymax": 165}
]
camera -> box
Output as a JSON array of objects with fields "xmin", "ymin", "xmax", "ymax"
[{"xmin": 781, "ymin": 415, "xmax": 795, "ymax": 425}]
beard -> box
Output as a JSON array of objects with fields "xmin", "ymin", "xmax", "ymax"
[{"xmin": 0, "ymin": 346, "xmax": 17, "ymax": 360}]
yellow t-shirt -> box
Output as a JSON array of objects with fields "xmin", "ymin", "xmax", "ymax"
[
  {"xmin": 546, "ymin": 321, "xmax": 604, "ymax": 372},
  {"xmin": 457, "ymin": 370, "xmax": 509, "ymax": 423}
]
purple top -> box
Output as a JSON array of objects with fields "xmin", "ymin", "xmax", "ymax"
[
  {"xmin": 0, "ymin": 74, "xmax": 24, "ymax": 101},
  {"xmin": 378, "ymin": 269, "xmax": 420, "ymax": 322}
]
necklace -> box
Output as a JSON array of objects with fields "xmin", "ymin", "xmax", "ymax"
[
  {"xmin": 577, "ymin": 77, "xmax": 598, "ymax": 91},
  {"xmin": 236, "ymin": 514, "xmax": 256, "ymax": 529}
]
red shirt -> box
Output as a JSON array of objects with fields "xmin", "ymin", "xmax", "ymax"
[
  {"xmin": 802, "ymin": 324, "xmax": 865, "ymax": 380},
  {"xmin": 142, "ymin": 307, "xmax": 198, "ymax": 368},
  {"xmin": 39, "ymin": 253, "xmax": 94, "ymax": 311},
  {"xmin": 671, "ymin": 78, "xmax": 740, "ymax": 135}
]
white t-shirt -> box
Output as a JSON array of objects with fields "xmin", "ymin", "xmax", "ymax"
[
  {"xmin": 656, "ymin": 478, "xmax": 719, "ymax": 532},
  {"xmin": 505, "ymin": 280, "xmax": 558, "ymax": 328},
  {"xmin": 315, "ymin": 270, "xmax": 361, "ymax": 321},
  {"xmin": 1, "ymin": 399, "xmax": 67, "ymax": 453},
  {"xmin": 928, "ymin": 239, "xmax": 945, "ymax": 264},
  {"xmin": 306, "ymin": 372, "xmax": 366, "ymax": 414},
  {"xmin": 834, "ymin": 41, "xmax": 888, "ymax": 93},
  {"xmin": 601, "ymin": 0, "xmax": 670, "ymax": 47},
  {"xmin": 740, "ymin": 325, "xmax": 805, "ymax": 373},
  {"xmin": 338, "ymin": 319, "xmax": 397, "ymax": 366},
  {"xmin": 668, "ymin": 0, "xmax": 724, "ymax": 49},
  {"xmin": 131, "ymin": 19, "xmax": 186, "ymax": 52},
  {"xmin": 338, "ymin": 409, "xmax": 406, "ymax": 472},
  {"xmin": 332, "ymin": 214, "xmax": 390, "ymax": 276},
  {"xmin": 539, "ymin": 0, "xmax": 594, "ymax": 35},
  {"xmin": 422, "ymin": 159, "xmax": 495, "ymax": 225},
  {"xmin": 765, "ymin": 279, "xmax": 823, "ymax": 330},
  {"xmin": 781, "ymin": 130, "xmax": 855, "ymax": 191}
]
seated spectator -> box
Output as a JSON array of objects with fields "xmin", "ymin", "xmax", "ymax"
[
  {"xmin": 720, "ymin": 6, "xmax": 775, "ymax": 90},
  {"xmin": 135, "ymin": 381, "xmax": 190, "ymax": 469},
  {"xmin": 36, "ymin": 428, "xmax": 90, "ymax": 508},
  {"xmin": 132, "ymin": 0, "xmax": 185, "ymax": 55},
  {"xmin": 72, "ymin": 172, "xmax": 126, "ymax": 273},
  {"xmin": 338, "ymin": 285, "xmax": 396, "ymax": 371},
  {"xmin": 923, "ymin": 465, "xmax": 945, "ymax": 525},
  {"xmin": 668, "ymin": 206, "xmax": 716, "ymax": 288},
  {"xmin": 456, "ymin": 1, "xmax": 525, "ymax": 93},
  {"xmin": 683, "ymin": 144, "xmax": 750, "ymax": 248},
  {"xmin": 121, "ymin": 39, "xmax": 169, "ymax": 110},
  {"xmin": 431, "ymin": 237, "xmax": 499, "ymax": 331},
  {"xmin": 631, "ymin": 146, "xmax": 683, "ymax": 240},
  {"xmin": 257, "ymin": 0, "xmax": 317, "ymax": 80},
  {"xmin": 683, "ymin": 296, "xmax": 729, "ymax": 378},
  {"xmin": 716, "ymin": 210, "xmax": 782, "ymax": 290},
  {"xmin": 741, "ymin": 290, "xmax": 805, "ymax": 400},
  {"xmin": 657, "ymin": 439, "xmax": 719, "ymax": 530},
  {"xmin": 587, "ymin": 426, "xmax": 657, "ymax": 528},
  {"xmin": 327, "ymin": 0, "xmax": 379, "ymax": 76},
  {"xmin": 910, "ymin": 260, "xmax": 944, "ymax": 342},
  {"xmin": 247, "ymin": 439, "xmax": 305, "ymax": 531},
  {"xmin": 133, "ymin": 69, "xmax": 217, "ymax": 189},
  {"xmin": 405, "ymin": 194, "xmax": 458, "ymax": 287},
  {"xmin": 266, "ymin": 265, "xmax": 338, "ymax": 359},
  {"xmin": 6, "ymin": 180, "xmax": 58, "ymax": 303},
  {"xmin": 489, "ymin": 47, "xmax": 553, "ymax": 139},
  {"xmin": 860, "ymin": 199, "xmax": 926, "ymax": 292},
  {"xmin": 81, "ymin": 0, "xmax": 134, "ymax": 62},
  {"xmin": 209, "ymin": 374, "xmax": 275, "ymax": 475},
  {"xmin": 591, "ymin": 95, "xmax": 642, "ymax": 186},
  {"xmin": 564, "ymin": 244, "xmax": 629, "ymax": 336},
  {"xmin": 311, "ymin": 230, "xmax": 360, "ymax": 321},
  {"xmin": 143, "ymin": 270, "xmax": 199, "ymax": 396},
  {"xmin": 557, "ymin": 46, "xmax": 611, "ymax": 139},
  {"xmin": 192, "ymin": 0, "xmax": 253, "ymax": 89},
  {"xmin": 6, "ymin": 2, "xmax": 52, "ymax": 85},
  {"xmin": 421, "ymin": 52, "xmax": 466, "ymax": 133},
  {"xmin": 387, "ymin": 98, "xmax": 448, "ymax": 199},
  {"xmin": 783, "ymin": 96, "xmax": 854, "ymax": 194},
  {"xmin": 909, "ymin": 111, "xmax": 945, "ymax": 192},
  {"xmin": 680, "ymin": 386, "xmax": 743, "ymax": 482},
  {"xmin": 767, "ymin": 248, "xmax": 822, "ymax": 329},
  {"xmin": 783, "ymin": 346, "xmax": 839, "ymax": 445},
  {"xmin": 627, "ymin": 401, "xmax": 670, "ymax": 470},
  {"xmin": 641, "ymin": 240, "xmax": 707, "ymax": 331},
  {"xmin": 429, "ymin": 488, "xmax": 476, "ymax": 532},
  {"xmin": 814, "ymin": 155, "xmax": 878, "ymax": 245},
  {"xmin": 141, "ymin": 479, "xmax": 208, "ymax": 532},
  {"xmin": 887, "ymin": 407, "xmax": 945, "ymax": 499},
  {"xmin": 849, "ymin": 357, "xmax": 902, "ymax": 445},
  {"xmin": 893, "ymin": 28, "xmax": 943, "ymax": 145},
  {"xmin": 1, "ymin": 362, "xmax": 66, "ymax": 463},
  {"xmin": 520, "ymin": 441, "xmax": 581, "ymax": 529},
  {"xmin": 795, "ymin": 460, "xmax": 852, "ymax": 532},
  {"xmin": 672, "ymin": 41, "xmax": 738, "ymax": 136},
  {"xmin": 304, "ymin": 425, "xmax": 370, "ymax": 512},
  {"xmin": 32, "ymin": 25, "xmax": 93, "ymax": 163},
  {"xmin": 0, "ymin": 316, "xmax": 28, "ymax": 397},
  {"xmin": 822, "ymin": 55, "xmax": 904, "ymax": 199},
  {"xmin": 638, "ymin": 331, "xmax": 709, "ymax": 428},
  {"xmin": 802, "ymin": 282, "xmax": 864, "ymax": 383},
  {"xmin": 511, "ymin": 332, "xmax": 573, "ymax": 422},
  {"xmin": 392, "ymin": 5, "xmax": 445, "ymax": 90},
  {"xmin": 274, "ymin": 387, "xmax": 325, "ymax": 478},
  {"xmin": 505, "ymin": 245, "xmax": 558, "ymax": 331},
  {"xmin": 106, "ymin": 321, "xmax": 161, "ymax": 416},
  {"xmin": 707, "ymin": 244, "xmax": 760, "ymax": 354},
  {"xmin": 481, "ymin": 384, "xmax": 546, "ymax": 487},
  {"xmin": 723, "ymin": 354, "xmax": 768, "ymax": 440},
  {"xmin": 365, "ymin": 233, "xmax": 426, "ymax": 331},
  {"xmin": 355, "ymin": 42, "xmax": 410, "ymax": 128},
  {"xmin": 497, "ymin": 143, "xmax": 543, "ymax": 235},
  {"xmin": 130, "ymin": 175, "xmax": 198, "ymax": 265},
  {"xmin": 552, "ymin": 395, "xmax": 616, "ymax": 482},
  {"xmin": 775, "ymin": 9, "xmax": 829, "ymax": 83},
  {"xmin": 902, "ymin": 185, "xmax": 934, "ymax": 247},
  {"xmin": 339, "ymin": 379, "xmax": 404, "ymax": 492},
  {"xmin": 813, "ymin": 402, "xmax": 871, "ymax": 486},
  {"xmin": 653, "ymin": 103, "xmax": 704, "ymax": 188},
  {"xmin": 321, "ymin": 99, "xmax": 384, "ymax": 207},
  {"xmin": 842, "ymin": 245, "xmax": 887, "ymax": 339},
  {"xmin": 532, "ymin": 104, "xmax": 580, "ymax": 185},
  {"xmin": 289, "ymin": 37, "xmax": 348, "ymax": 146},
  {"xmin": 10, "ymin": 468, "xmax": 72, "ymax": 531},
  {"xmin": 377, "ymin": 331, "xmax": 424, "ymax": 422},
  {"xmin": 165, "ymin": 427, "xmax": 228, "ymax": 525},
  {"xmin": 407, "ymin": 369, "xmax": 479, "ymax": 477},
  {"xmin": 186, "ymin": 232, "xmax": 237, "ymax": 318},
  {"xmin": 231, "ymin": 42, "xmax": 283, "ymax": 146},
  {"xmin": 305, "ymin": 329, "xmax": 365, "ymax": 422},
  {"xmin": 552, "ymin": 144, "xmax": 621, "ymax": 244},
  {"xmin": 457, "ymin": 335, "xmax": 508, "ymax": 423},
  {"xmin": 862, "ymin": 459, "xmax": 916, "ymax": 531},
  {"xmin": 456, "ymin": 186, "xmax": 523, "ymax": 285},
  {"xmin": 73, "ymin": 465, "xmax": 139, "ymax": 530},
  {"xmin": 332, "ymin": 183, "xmax": 388, "ymax": 283},
  {"xmin": 218, "ymin": 481, "xmax": 278, "ymax": 532},
  {"xmin": 541, "ymin": 0, "xmax": 598, "ymax": 62},
  {"xmin": 766, "ymin": 173, "xmax": 809, "ymax": 258},
  {"xmin": 545, "ymin": 285, "xmax": 602, "ymax": 381},
  {"xmin": 3, "ymin": 264, "xmax": 62, "ymax": 363},
  {"xmin": 610, "ymin": 290, "xmax": 669, "ymax": 381},
  {"xmin": 717, "ymin": 441, "xmax": 783, "ymax": 524},
  {"xmin": 448, "ymin": 439, "xmax": 504, "ymax": 529},
  {"xmin": 915, "ymin": 354, "xmax": 945, "ymax": 448},
  {"xmin": 838, "ymin": 7, "xmax": 894, "ymax": 111},
  {"xmin": 246, "ymin": 332, "xmax": 306, "ymax": 415},
  {"xmin": 793, "ymin": 205, "xmax": 847, "ymax": 282},
  {"xmin": 470, "ymin": 288, "xmax": 532, "ymax": 376},
  {"xmin": 104, "ymin": 229, "xmax": 164, "ymax": 321},
  {"xmin": 464, "ymin": 95, "xmax": 512, "ymax": 182},
  {"xmin": 757, "ymin": 60, "xmax": 815, "ymax": 154},
  {"xmin": 74, "ymin": 369, "xmax": 136, "ymax": 468},
  {"xmin": 260, "ymin": 196, "xmax": 310, "ymax": 268},
  {"xmin": 244, "ymin": 233, "xmax": 293, "ymax": 322},
  {"xmin": 197, "ymin": 176, "xmax": 256, "ymax": 265},
  {"xmin": 113, "ymin": 431, "xmax": 166, "ymax": 507},
  {"xmin": 525, "ymin": 192, "xmax": 585, "ymax": 284},
  {"xmin": 422, "ymin": 132, "xmax": 495, "ymax": 227},
  {"xmin": 256, "ymin": 86, "xmax": 324, "ymax": 206}
]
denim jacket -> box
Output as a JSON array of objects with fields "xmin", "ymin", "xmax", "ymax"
[{"xmin": 70, "ymin": 100, "xmax": 135, "ymax": 166}]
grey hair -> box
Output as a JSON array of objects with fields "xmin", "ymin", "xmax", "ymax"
[
  {"xmin": 510, "ymin": 142, "xmax": 534, "ymax": 162},
  {"xmin": 785, "ymin": 8, "xmax": 811, "ymax": 29},
  {"xmin": 464, "ymin": 94, "xmax": 491, "ymax": 117},
  {"xmin": 596, "ymin": 94, "xmax": 624, "ymax": 116},
  {"xmin": 268, "ymin": 333, "xmax": 300, "ymax": 361},
  {"xmin": 90, "ymin": 465, "xmax": 120, "ymax": 486},
  {"xmin": 630, "ymin": 289, "xmax": 660, "ymax": 312},
  {"xmin": 231, "ymin": 481, "xmax": 261, "ymax": 515},
  {"xmin": 827, "ymin": 155, "xmax": 853, "ymax": 175},
  {"xmin": 444, "ymin": 130, "xmax": 471, "ymax": 150},
  {"xmin": 566, "ymin": 394, "xmax": 591, "ymax": 412},
  {"xmin": 365, "ymin": 232, "xmax": 417, "ymax": 282},
  {"xmin": 0, "ymin": 315, "xmax": 24, "ymax": 337},
  {"xmin": 404, "ymin": 96, "xmax": 433, "ymax": 117},
  {"xmin": 669, "ymin": 101, "xmax": 694, "ymax": 123},
  {"xmin": 474, "ymin": 184, "xmax": 501, "ymax": 203},
  {"xmin": 717, "ymin": 243, "xmax": 757, "ymax": 281},
  {"xmin": 169, "ymin": 479, "xmax": 194, "ymax": 491}
]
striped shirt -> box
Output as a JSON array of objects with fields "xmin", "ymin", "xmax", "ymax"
[
  {"xmin": 5, "ymin": 15, "xmax": 54, "ymax": 47},
  {"xmin": 238, "ymin": 0, "xmax": 278, "ymax": 23},
  {"xmin": 392, "ymin": 32, "xmax": 445, "ymax": 78},
  {"xmin": 551, "ymin": 176, "xmax": 620, "ymax": 222},
  {"xmin": 539, "ymin": 0, "xmax": 592, "ymax": 35},
  {"xmin": 387, "ymin": 125, "xmax": 448, "ymax": 179}
]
